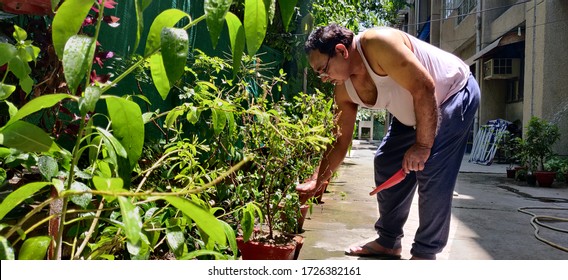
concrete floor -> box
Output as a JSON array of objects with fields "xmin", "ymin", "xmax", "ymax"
[{"xmin": 298, "ymin": 140, "xmax": 568, "ymax": 260}]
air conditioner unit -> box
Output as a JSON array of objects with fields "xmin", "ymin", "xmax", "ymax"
[{"xmin": 483, "ymin": 58, "xmax": 520, "ymax": 80}]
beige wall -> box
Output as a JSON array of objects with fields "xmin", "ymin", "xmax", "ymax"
[
  {"xmin": 524, "ymin": 0, "xmax": 568, "ymax": 155},
  {"xmin": 479, "ymin": 79, "xmax": 507, "ymax": 124}
]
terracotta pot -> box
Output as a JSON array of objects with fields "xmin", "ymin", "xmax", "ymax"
[
  {"xmin": 0, "ymin": 0, "xmax": 52, "ymax": 15},
  {"xmin": 236, "ymin": 236, "xmax": 299, "ymax": 260},
  {"xmin": 297, "ymin": 204, "xmax": 309, "ymax": 232},
  {"xmin": 535, "ymin": 171, "xmax": 556, "ymax": 188}
]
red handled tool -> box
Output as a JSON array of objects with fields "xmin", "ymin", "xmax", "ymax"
[{"xmin": 369, "ymin": 169, "xmax": 407, "ymax": 196}]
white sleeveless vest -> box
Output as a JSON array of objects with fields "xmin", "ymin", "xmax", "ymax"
[{"xmin": 345, "ymin": 28, "xmax": 470, "ymax": 126}]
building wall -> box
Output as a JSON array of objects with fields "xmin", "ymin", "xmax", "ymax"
[{"xmin": 412, "ymin": 0, "xmax": 567, "ymax": 155}]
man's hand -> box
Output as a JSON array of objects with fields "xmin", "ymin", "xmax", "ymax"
[
  {"xmin": 296, "ymin": 180, "xmax": 318, "ymax": 204},
  {"xmin": 402, "ymin": 143, "xmax": 431, "ymax": 174}
]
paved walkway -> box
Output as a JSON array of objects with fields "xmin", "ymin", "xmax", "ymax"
[{"xmin": 298, "ymin": 140, "xmax": 568, "ymax": 260}]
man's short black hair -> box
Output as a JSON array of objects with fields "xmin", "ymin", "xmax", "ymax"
[{"xmin": 304, "ymin": 24, "xmax": 354, "ymax": 57}]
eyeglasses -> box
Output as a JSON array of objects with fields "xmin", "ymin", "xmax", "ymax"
[{"xmin": 318, "ymin": 56, "xmax": 332, "ymax": 78}]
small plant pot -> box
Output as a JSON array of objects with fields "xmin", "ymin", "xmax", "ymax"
[
  {"xmin": 535, "ymin": 171, "xmax": 556, "ymax": 188},
  {"xmin": 506, "ymin": 168, "xmax": 516, "ymax": 179},
  {"xmin": 236, "ymin": 236, "xmax": 299, "ymax": 260},
  {"xmin": 526, "ymin": 173, "xmax": 537, "ymax": 186}
]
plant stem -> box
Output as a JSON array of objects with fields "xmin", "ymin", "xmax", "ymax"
[
  {"xmin": 134, "ymin": 149, "xmax": 181, "ymax": 192},
  {"xmin": 54, "ymin": 114, "xmax": 87, "ymax": 259},
  {"xmin": 73, "ymin": 198, "xmax": 105, "ymax": 259}
]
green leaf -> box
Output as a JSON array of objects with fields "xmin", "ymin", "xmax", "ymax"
[
  {"xmin": 106, "ymin": 97, "xmax": 144, "ymax": 169},
  {"xmin": 179, "ymin": 250, "xmax": 226, "ymax": 260},
  {"xmin": 13, "ymin": 25, "xmax": 27, "ymax": 42},
  {"xmin": 0, "ymin": 121, "xmax": 54, "ymax": 153},
  {"xmin": 211, "ymin": 108, "xmax": 226, "ymax": 135},
  {"xmin": 186, "ymin": 106, "xmax": 201, "ymax": 124},
  {"xmin": 244, "ymin": 0, "xmax": 267, "ymax": 55},
  {"xmin": 166, "ymin": 226, "xmax": 186, "ymax": 258},
  {"xmin": 149, "ymin": 53, "xmax": 171, "ymax": 100},
  {"xmin": 95, "ymin": 127, "xmax": 128, "ymax": 158},
  {"xmin": 278, "ymin": 0, "xmax": 298, "ymax": 32},
  {"xmin": 264, "ymin": 0, "xmax": 275, "ymax": 24},
  {"xmin": 0, "ymin": 182, "xmax": 50, "ymax": 220},
  {"xmin": 0, "ymin": 236, "xmax": 15, "ymax": 260},
  {"xmin": 225, "ymin": 12, "xmax": 245, "ymax": 77},
  {"xmin": 118, "ymin": 197, "xmax": 142, "ymax": 245},
  {"xmin": 8, "ymin": 56, "xmax": 29, "ymax": 80},
  {"xmin": 79, "ymin": 86, "xmax": 102, "ymax": 116},
  {"xmin": 221, "ymin": 220, "xmax": 238, "ymax": 259},
  {"xmin": 144, "ymin": 9, "xmax": 190, "ymax": 57},
  {"xmin": 165, "ymin": 107, "xmax": 184, "ymax": 129},
  {"xmin": 92, "ymin": 176, "xmax": 124, "ymax": 203},
  {"xmin": 240, "ymin": 206, "xmax": 254, "ymax": 242},
  {"xmin": 0, "ymin": 43, "xmax": 17, "ymax": 66},
  {"xmin": 63, "ymin": 35, "xmax": 96, "ymax": 94},
  {"xmin": 38, "ymin": 156, "xmax": 58, "ymax": 180},
  {"xmin": 52, "ymin": 0, "xmax": 94, "ymax": 59},
  {"xmin": 204, "ymin": 0, "xmax": 232, "ymax": 49},
  {"xmin": 70, "ymin": 181, "xmax": 92, "ymax": 209},
  {"xmin": 19, "ymin": 76, "xmax": 33, "ymax": 95},
  {"xmin": 133, "ymin": 0, "xmax": 154, "ymax": 54},
  {"xmin": 161, "ymin": 28, "xmax": 188, "ymax": 85},
  {"xmin": 5, "ymin": 101, "xmax": 17, "ymax": 118},
  {"xmin": 18, "ymin": 236, "xmax": 51, "ymax": 260},
  {"xmin": 5, "ymin": 94, "xmax": 73, "ymax": 127},
  {"xmin": 0, "ymin": 83, "xmax": 16, "ymax": 100},
  {"xmin": 162, "ymin": 196, "xmax": 226, "ymax": 247}
]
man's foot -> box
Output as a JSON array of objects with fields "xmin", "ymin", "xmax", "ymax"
[{"xmin": 345, "ymin": 239, "xmax": 401, "ymax": 259}]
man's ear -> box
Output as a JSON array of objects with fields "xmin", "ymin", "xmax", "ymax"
[{"xmin": 336, "ymin": 44, "xmax": 349, "ymax": 59}]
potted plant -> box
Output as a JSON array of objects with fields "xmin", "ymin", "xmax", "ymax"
[
  {"xmin": 232, "ymin": 86, "xmax": 334, "ymax": 260},
  {"xmin": 499, "ymin": 131, "xmax": 522, "ymax": 178},
  {"xmin": 523, "ymin": 117, "xmax": 561, "ymax": 187},
  {"xmin": 543, "ymin": 157, "xmax": 568, "ymax": 185}
]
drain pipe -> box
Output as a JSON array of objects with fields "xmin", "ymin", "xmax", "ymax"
[
  {"xmin": 473, "ymin": 0, "xmax": 482, "ymax": 143},
  {"xmin": 530, "ymin": 0, "xmax": 536, "ymax": 117}
]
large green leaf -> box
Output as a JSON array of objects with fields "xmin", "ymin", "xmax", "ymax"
[
  {"xmin": 92, "ymin": 176, "xmax": 123, "ymax": 203},
  {"xmin": 118, "ymin": 197, "xmax": 142, "ymax": 245},
  {"xmin": 162, "ymin": 196, "xmax": 226, "ymax": 247},
  {"xmin": 225, "ymin": 12, "xmax": 245, "ymax": 77},
  {"xmin": 4, "ymin": 94, "xmax": 73, "ymax": 127},
  {"xmin": 278, "ymin": 0, "xmax": 298, "ymax": 32},
  {"xmin": 18, "ymin": 236, "xmax": 51, "ymax": 260},
  {"xmin": 0, "ymin": 236, "xmax": 15, "ymax": 260},
  {"xmin": 161, "ymin": 28, "xmax": 188, "ymax": 85},
  {"xmin": 63, "ymin": 35, "xmax": 96, "ymax": 94},
  {"xmin": 144, "ymin": 9, "xmax": 190, "ymax": 57},
  {"xmin": 149, "ymin": 53, "xmax": 170, "ymax": 100},
  {"xmin": 264, "ymin": 0, "xmax": 275, "ymax": 24},
  {"xmin": 244, "ymin": 0, "xmax": 267, "ymax": 55},
  {"xmin": 0, "ymin": 121, "xmax": 54, "ymax": 153},
  {"xmin": 106, "ymin": 96, "xmax": 144, "ymax": 169},
  {"xmin": 0, "ymin": 182, "xmax": 50, "ymax": 220},
  {"xmin": 52, "ymin": 0, "xmax": 94, "ymax": 59},
  {"xmin": 166, "ymin": 226, "xmax": 186, "ymax": 258},
  {"xmin": 204, "ymin": 0, "xmax": 232, "ymax": 49}
]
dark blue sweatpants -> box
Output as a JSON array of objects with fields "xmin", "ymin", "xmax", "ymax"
[{"xmin": 373, "ymin": 74, "xmax": 480, "ymax": 259}]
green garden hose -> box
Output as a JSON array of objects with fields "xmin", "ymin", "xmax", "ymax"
[{"xmin": 518, "ymin": 206, "xmax": 568, "ymax": 253}]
